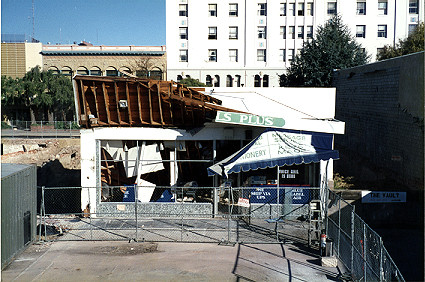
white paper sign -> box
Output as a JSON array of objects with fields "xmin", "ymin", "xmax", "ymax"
[{"xmin": 238, "ymin": 198, "xmax": 250, "ymax": 207}]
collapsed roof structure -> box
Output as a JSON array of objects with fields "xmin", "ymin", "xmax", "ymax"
[{"xmin": 72, "ymin": 75, "xmax": 243, "ymax": 129}]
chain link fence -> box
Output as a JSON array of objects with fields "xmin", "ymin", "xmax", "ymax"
[
  {"xmin": 37, "ymin": 185, "xmax": 318, "ymax": 244},
  {"xmin": 1, "ymin": 120, "xmax": 80, "ymax": 138},
  {"xmin": 326, "ymin": 190, "xmax": 405, "ymax": 281},
  {"xmin": 37, "ymin": 185, "xmax": 404, "ymax": 281}
]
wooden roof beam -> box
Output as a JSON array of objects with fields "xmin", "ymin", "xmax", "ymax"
[
  {"xmin": 113, "ymin": 82, "xmax": 122, "ymax": 125},
  {"xmin": 155, "ymin": 83, "xmax": 165, "ymax": 125},
  {"xmin": 79, "ymin": 80, "xmax": 89, "ymax": 128},
  {"xmin": 125, "ymin": 82, "xmax": 133, "ymax": 126},
  {"xmin": 102, "ymin": 82, "xmax": 111, "ymax": 125},
  {"xmin": 137, "ymin": 83, "xmax": 143, "ymax": 124}
]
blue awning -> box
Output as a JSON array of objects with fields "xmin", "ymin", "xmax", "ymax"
[{"xmin": 207, "ymin": 128, "xmax": 339, "ymax": 177}]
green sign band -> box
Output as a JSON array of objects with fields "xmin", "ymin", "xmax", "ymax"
[{"xmin": 215, "ymin": 111, "xmax": 285, "ymax": 128}]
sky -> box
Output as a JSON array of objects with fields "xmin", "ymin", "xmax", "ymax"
[{"xmin": 1, "ymin": 0, "xmax": 166, "ymax": 46}]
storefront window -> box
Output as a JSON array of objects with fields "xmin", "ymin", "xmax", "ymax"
[{"xmin": 99, "ymin": 140, "xmax": 214, "ymax": 203}]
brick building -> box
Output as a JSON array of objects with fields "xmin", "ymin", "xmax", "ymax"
[{"xmin": 332, "ymin": 51, "xmax": 424, "ymax": 190}]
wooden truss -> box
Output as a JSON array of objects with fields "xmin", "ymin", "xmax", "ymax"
[{"xmin": 73, "ymin": 75, "xmax": 242, "ymax": 129}]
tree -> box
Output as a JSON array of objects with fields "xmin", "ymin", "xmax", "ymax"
[
  {"xmin": 22, "ymin": 67, "xmax": 54, "ymax": 122},
  {"xmin": 131, "ymin": 56, "xmax": 155, "ymax": 78},
  {"xmin": 1, "ymin": 67, "xmax": 75, "ymax": 122},
  {"xmin": 179, "ymin": 77, "xmax": 206, "ymax": 87},
  {"xmin": 1, "ymin": 76, "xmax": 28, "ymax": 120},
  {"xmin": 280, "ymin": 15, "xmax": 369, "ymax": 87},
  {"xmin": 48, "ymin": 74, "xmax": 75, "ymax": 120},
  {"xmin": 377, "ymin": 22, "xmax": 424, "ymax": 61}
]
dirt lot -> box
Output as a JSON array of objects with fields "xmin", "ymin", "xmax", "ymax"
[{"xmin": 1, "ymin": 138, "xmax": 81, "ymax": 187}]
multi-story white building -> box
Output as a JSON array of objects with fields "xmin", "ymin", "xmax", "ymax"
[{"xmin": 166, "ymin": 0, "xmax": 423, "ymax": 87}]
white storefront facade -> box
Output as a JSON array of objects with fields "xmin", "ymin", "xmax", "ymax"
[{"xmin": 78, "ymin": 86, "xmax": 344, "ymax": 215}]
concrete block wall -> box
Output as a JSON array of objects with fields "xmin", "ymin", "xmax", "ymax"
[{"xmin": 332, "ymin": 52, "xmax": 424, "ymax": 190}]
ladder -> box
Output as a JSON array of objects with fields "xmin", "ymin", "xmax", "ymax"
[{"xmin": 308, "ymin": 199, "xmax": 323, "ymax": 247}]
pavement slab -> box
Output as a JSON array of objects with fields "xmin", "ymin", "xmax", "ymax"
[{"xmin": 2, "ymin": 241, "xmax": 343, "ymax": 282}]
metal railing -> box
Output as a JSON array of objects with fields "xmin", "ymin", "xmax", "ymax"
[
  {"xmin": 326, "ymin": 189, "xmax": 405, "ymax": 281},
  {"xmin": 1, "ymin": 120, "xmax": 80, "ymax": 138}
]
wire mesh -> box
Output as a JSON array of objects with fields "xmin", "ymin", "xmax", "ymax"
[
  {"xmin": 38, "ymin": 186, "xmax": 318, "ymax": 244},
  {"xmin": 38, "ymin": 186, "xmax": 405, "ymax": 281},
  {"xmin": 327, "ymin": 190, "xmax": 405, "ymax": 282}
]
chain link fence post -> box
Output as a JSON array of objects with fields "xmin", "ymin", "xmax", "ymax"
[
  {"xmin": 89, "ymin": 188, "xmax": 93, "ymax": 241},
  {"xmin": 363, "ymin": 222, "xmax": 367, "ymax": 281},
  {"xmin": 227, "ymin": 186, "xmax": 231, "ymax": 243},
  {"xmin": 379, "ymin": 237, "xmax": 384, "ymax": 281},
  {"xmin": 135, "ymin": 184, "xmax": 138, "ymax": 241},
  {"xmin": 38, "ymin": 186, "xmax": 46, "ymax": 242},
  {"xmin": 337, "ymin": 194, "xmax": 341, "ymax": 257},
  {"xmin": 351, "ymin": 207, "xmax": 355, "ymax": 275}
]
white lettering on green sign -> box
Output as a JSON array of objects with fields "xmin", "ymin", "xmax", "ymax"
[{"xmin": 215, "ymin": 111, "xmax": 285, "ymax": 128}]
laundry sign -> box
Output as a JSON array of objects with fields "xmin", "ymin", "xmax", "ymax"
[
  {"xmin": 361, "ymin": 191, "xmax": 406, "ymax": 203},
  {"xmin": 215, "ymin": 111, "xmax": 285, "ymax": 128}
]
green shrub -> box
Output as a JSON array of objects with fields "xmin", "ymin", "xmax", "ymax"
[{"xmin": 333, "ymin": 173, "xmax": 354, "ymax": 190}]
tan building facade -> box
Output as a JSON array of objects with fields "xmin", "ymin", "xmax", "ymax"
[
  {"xmin": 41, "ymin": 44, "xmax": 167, "ymax": 80},
  {"xmin": 1, "ymin": 42, "xmax": 43, "ymax": 78}
]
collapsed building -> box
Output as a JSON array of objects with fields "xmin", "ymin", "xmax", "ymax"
[{"xmin": 73, "ymin": 75, "xmax": 344, "ymax": 216}]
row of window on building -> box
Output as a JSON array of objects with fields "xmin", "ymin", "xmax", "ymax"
[
  {"xmin": 355, "ymin": 0, "xmax": 419, "ymax": 15},
  {"xmin": 180, "ymin": 22, "xmax": 411, "ymax": 43},
  {"xmin": 176, "ymin": 74, "xmax": 270, "ymax": 87},
  {"xmin": 180, "ymin": 3, "xmax": 314, "ymax": 18},
  {"xmin": 179, "ymin": 1, "xmax": 418, "ymax": 18},
  {"xmin": 179, "ymin": 48, "xmax": 301, "ymax": 63},
  {"xmin": 180, "ymin": 46, "xmax": 409, "ymax": 63},
  {"xmin": 179, "ymin": 25, "xmax": 314, "ymax": 41},
  {"xmin": 47, "ymin": 66, "xmax": 163, "ymax": 79},
  {"xmin": 356, "ymin": 23, "xmax": 419, "ymax": 39}
]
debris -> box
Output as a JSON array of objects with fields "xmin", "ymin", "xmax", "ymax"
[{"xmin": 321, "ymin": 256, "xmax": 338, "ymax": 267}]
